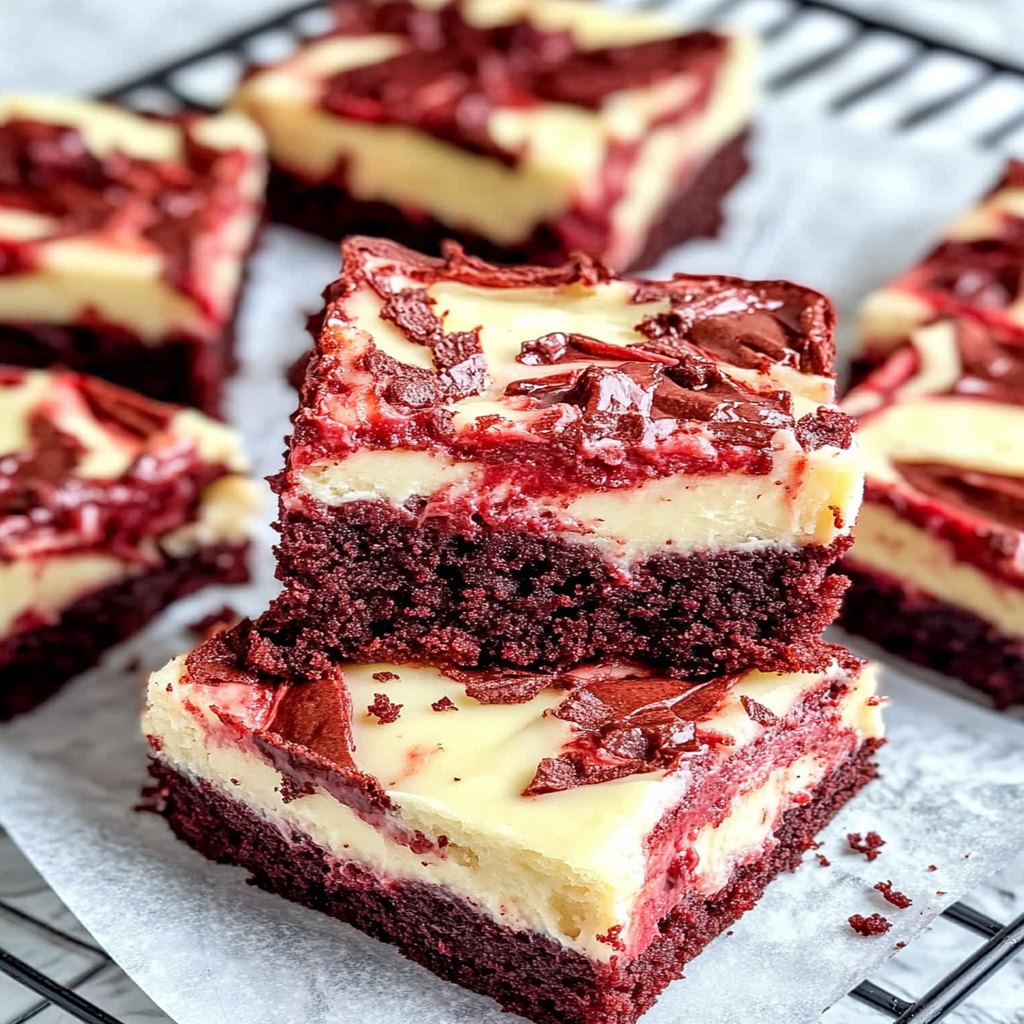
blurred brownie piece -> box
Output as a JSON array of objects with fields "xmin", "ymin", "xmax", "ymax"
[
  {"xmin": 856, "ymin": 160, "xmax": 1024, "ymax": 383},
  {"xmin": 841, "ymin": 315, "xmax": 1024, "ymax": 706},
  {"xmin": 232, "ymin": 0, "xmax": 756, "ymax": 271},
  {"xmin": 0, "ymin": 96, "xmax": 266, "ymax": 415}
]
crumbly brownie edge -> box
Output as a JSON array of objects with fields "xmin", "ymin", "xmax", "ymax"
[
  {"xmin": 840, "ymin": 563, "xmax": 1024, "ymax": 709},
  {"xmin": 148, "ymin": 738, "xmax": 880, "ymax": 1024},
  {"xmin": 263, "ymin": 499, "xmax": 852, "ymax": 678},
  {"xmin": 0, "ymin": 541, "xmax": 249, "ymax": 720},
  {"xmin": 265, "ymin": 131, "xmax": 749, "ymax": 270}
]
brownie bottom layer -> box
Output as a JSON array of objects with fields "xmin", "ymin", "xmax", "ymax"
[
  {"xmin": 150, "ymin": 739, "xmax": 879, "ymax": 1024},
  {"xmin": 840, "ymin": 564, "xmax": 1024, "ymax": 708},
  {"xmin": 266, "ymin": 132, "xmax": 749, "ymax": 273},
  {"xmin": 265, "ymin": 501, "xmax": 852, "ymax": 678},
  {"xmin": 0, "ymin": 542, "xmax": 249, "ymax": 720},
  {"xmin": 0, "ymin": 321, "xmax": 234, "ymax": 417}
]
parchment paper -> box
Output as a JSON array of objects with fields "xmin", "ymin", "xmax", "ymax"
[{"xmin": 1, "ymin": 110, "xmax": 1023, "ymax": 1024}]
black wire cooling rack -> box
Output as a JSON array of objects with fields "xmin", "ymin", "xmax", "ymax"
[{"xmin": 3, "ymin": 0, "xmax": 1024, "ymax": 1021}]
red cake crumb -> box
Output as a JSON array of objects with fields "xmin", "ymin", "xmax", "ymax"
[
  {"xmin": 372, "ymin": 671, "xmax": 400, "ymax": 683},
  {"xmin": 849, "ymin": 913, "xmax": 892, "ymax": 936},
  {"xmin": 866, "ymin": 695, "xmax": 884, "ymax": 706},
  {"xmin": 895, "ymin": 941, "xmax": 906, "ymax": 950},
  {"xmin": 848, "ymin": 831, "xmax": 886, "ymax": 861},
  {"xmin": 189, "ymin": 605, "xmax": 241, "ymax": 638},
  {"xmin": 431, "ymin": 696, "xmax": 459, "ymax": 712},
  {"xmin": 740, "ymin": 695, "xmax": 778, "ymax": 726},
  {"xmin": 817, "ymin": 854, "xmax": 831, "ymax": 867},
  {"xmin": 597, "ymin": 926, "xmax": 626, "ymax": 951},
  {"xmin": 928, "ymin": 865, "xmax": 937, "ymax": 872},
  {"xmin": 875, "ymin": 881, "xmax": 912, "ymax": 909},
  {"xmin": 937, "ymin": 891, "xmax": 948, "ymax": 896},
  {"xmin": 367, "ymin": 693, "xmax": 403, "ymax": 723}
]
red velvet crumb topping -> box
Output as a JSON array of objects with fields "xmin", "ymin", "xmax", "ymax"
[
  {"xmin": 848, "ymin": 831, "xmax": 886, "ymax": 861},
  {"xmin": 849, "ymin": 913, "xmax": 892, "ymax": 936},
  {"xmin": 874, "ymin": 881, "xmax": 912, "ymax": 909}
]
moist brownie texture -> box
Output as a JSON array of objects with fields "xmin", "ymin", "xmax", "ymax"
[
  {"xmin": 856, "ymin": 160, "xmax": 1024, "ymax": 383},
  {"xmin": 0, "ymin": 96, "xmax": 266, "ymax": 415},
  {"xmin": 841, "ymin": 316, "xmax": 1024, "ymax": 706},
  {"xmin": 262, "ymin": 237, "xmax": 862, "ymax": 679},
  {"xmin": 0, "ymin": 367, "xmax": 256, "ymax": 718},
  {"xmin": 145, "ymin": 627, "xmax": 883, "ymax": 1024},
  {"xmin": 232, "ymin": 0, "xmax": 756, "ymax": 271}
]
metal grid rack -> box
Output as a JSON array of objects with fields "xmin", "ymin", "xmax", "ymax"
[{"xmin": 3, "ymin": 0, "xmax": 1024, "ymax": 1020}]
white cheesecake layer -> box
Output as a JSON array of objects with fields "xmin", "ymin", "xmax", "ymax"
[
  {"xmin": 848, "ymin": 504, "xmax": 1024, "ymax": 638},
  {"xmin": 232, "ymin": 2, "xmax": 754, "ymax": 264},
  {"xmin": 0, "ymin": 96, "xmax": 266, "ymax": 340},
  {"xmin": 145, "ymin": 657, "xmax": 882, "ymax": 960}
]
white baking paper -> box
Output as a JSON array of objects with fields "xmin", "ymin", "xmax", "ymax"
[{"xmin": 2, "ymin": 109, "xmax": 1024, "ymax": 1024}]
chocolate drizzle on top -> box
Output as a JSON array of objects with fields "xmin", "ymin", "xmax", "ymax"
[
  {"xmin": 505, "ymin": 352, "xmax": 796, "ymax": 448},
  {"xmin": 524, "ymin": 676, "xmax": 731, "ymax": 795},
  {"xmin": 322, "ymin": 1, "xmax": 724, "ymax": 160},
  {"xmin": 298, "ymin": 237, "xmax": 840, "ymax": 487},
  {"xmin": 0, "ymin": 119, "xmax": 251, "ymax": 306},
  {"xmin": 897, "ymin": 462, "xmax": 1024, "ymax": 533},
  {"xmin": 378, "ymin": 286, "xmax": 486, "ymax": 399},
  {"xmin": 952, "ymin": 317, "xmax": 1024, "ymax": 405}
]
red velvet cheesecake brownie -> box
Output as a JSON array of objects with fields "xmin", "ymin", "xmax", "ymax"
[
  {"xmin": 856, "ymin": 161, "xmax": 1024, "ymax": 383},
  {"xmin": 0, "ymin": 367, "xmax": 256, "ymax": 719},
  {"xmin": 144, "ymin": 625, "xmax": 883, "ymax": 1024},
  {"xmin": 231, "ymin": 0, "xmax": 756, "ymax": 272},
  {"xmin": 0, "ymin": 96, "xmax": 266, "ymax": 416},
  {"xmin": 260, "ymin": 237, "xmax": 863, "ymax": 679},
  {"xmin": 840, "ymin": 316, "xmax": 1024, "ymax": 706}
]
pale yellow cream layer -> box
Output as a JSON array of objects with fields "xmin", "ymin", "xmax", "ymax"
[
  {"xmin": 298, "ymin": 443, "xmax": 863, "ymax": 557},
  {"xmin": 145, "ymin": 657, "xmax": 882, "ymax": 959},
  {"xmin": 0, "ymin": 96, "xmax": 265, "ymax": 339},
  {"xmin": 848, "ymin": 504, "xmax": 1024, "ymax": 639}
]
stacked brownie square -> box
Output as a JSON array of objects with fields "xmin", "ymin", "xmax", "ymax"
[
  {"xmin": 841, "ymin": 161, "xmax": 1024, "ymax": 706},
  {"xmin": 145, "ymin": 237, "xmax": 883, "ymax": 1024},
  {"xmin": 231, "ymin": 0, "xmax": 756, "ymax": 271}
]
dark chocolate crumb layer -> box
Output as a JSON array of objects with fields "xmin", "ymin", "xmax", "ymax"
[
  {"xmin": 149, "ymin": 738, "xmax": 880, "ymax": 1024},
  {"xmin": 266, "ymin": 132, "xmax": 749, "ymax": 273},
  {"xmin": 262, "ymin": 498, "xmax": 852, "ymax": 679},
  {"xmin": 840, "ymin": 563, "xmax": 1024, "ymax": 708},
  {"xmin": 0, "ymin": 541, "xmax": 249, "ymax": 720}
]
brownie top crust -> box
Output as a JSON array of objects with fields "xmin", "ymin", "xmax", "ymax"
[
  {"xmin": 0, "ymin": 366, "xmax": 249, "ymax": 562},
  {"xmin": 0, "ymin": 96, "xmax": 266, "ymax": 340},
  {"xmin": 318, "ymin": 0, "xmax": 725, "ymax": 160},
  {"xmin": 290, "ymin": 237, "xmax": 845, "ymax": 496},
  {"xmin": 845, "ymin": 316, "xmax": 1024, "ymax": 583}
]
